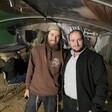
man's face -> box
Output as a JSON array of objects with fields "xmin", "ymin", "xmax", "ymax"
[
  {"xmin": 68, "ymin": 31, "xmax": 84, "ymax": 52},
  {"xmin": 47, "ymin": 30, "xmax": 61, "ymax": 46}
]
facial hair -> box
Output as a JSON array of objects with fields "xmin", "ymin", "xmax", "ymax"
[
  {"xmin": 73, "ymin": 45, "xmax": 85, "ymax": 52},
  {"xmin": 46, "ymin": 41, "xmax": 60, "ymax": 51}
]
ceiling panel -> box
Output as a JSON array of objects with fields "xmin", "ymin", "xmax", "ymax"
[{"xmin": 0, "ymin": 0, "xmax": 112, "ymax": 33}]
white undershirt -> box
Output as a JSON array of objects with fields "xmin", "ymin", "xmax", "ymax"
[{"xmin": 64, "ymin": 55, "xmax": 79, "ymax": 99}]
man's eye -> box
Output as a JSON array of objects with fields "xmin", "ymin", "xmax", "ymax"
[
  {"xmin": 56, "ymin": 36, "xmax": 60, "ymax": 38},
  {"xmin": 50, "ymin": 34, "xmax": 54, "ymax": 36}
]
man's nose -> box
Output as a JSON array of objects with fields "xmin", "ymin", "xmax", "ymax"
[
  {"xmin": 52, "ymin": 36, "xmax": 57, "ymax": 40},
  {"xmin": 74, "ymin": 41, "xmax": 78, "ymax": 45}
]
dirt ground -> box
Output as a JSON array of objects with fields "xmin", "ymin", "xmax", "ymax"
[
  {"xmin": 0, "ymin": 72, "xmax": 44, "ymax": 112},
  {"xmin": 0, "ymin": 71, "xmax": 112, "ymax": 112}
]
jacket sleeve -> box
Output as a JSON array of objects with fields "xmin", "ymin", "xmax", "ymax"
[
  {"xmin": 25, "ymin": 49, "xmax": 35, "ymax": 89},
  {"xmin": 91, "ymin": 55, "xmax": 108, "ymax": 112}
]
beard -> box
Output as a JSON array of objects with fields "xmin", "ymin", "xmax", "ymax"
[
  {"xmin": 73, "ymin": 45, "xmax": 85, "ymax": 52},
  {"xmin": 46, "ymin": 41, "xmax": 60, "ymax": 51}
]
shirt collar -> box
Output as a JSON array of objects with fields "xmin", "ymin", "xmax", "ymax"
[{"xmin": 71, "ymin": 47, "xmax": 87, "ymax": 57}]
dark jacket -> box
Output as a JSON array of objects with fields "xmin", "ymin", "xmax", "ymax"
[
  {"xmin": 3, "ymin": 57, "xmax": 27, "ymax": 81},
  {"xmin": 62, "ymin": 48, "xmax": 108, "ymax": 112},
  {"xmin": 3, "ymin": 57, "xmax": 17, "ymax": 81},
  {"xmin": 15, "ymin": 57, "xmax": 28, "ymax": 75}
]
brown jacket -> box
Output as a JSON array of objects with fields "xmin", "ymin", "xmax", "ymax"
[{"xmin": 26, "ymin": 44, "xmax": 63, "ymax": 96}]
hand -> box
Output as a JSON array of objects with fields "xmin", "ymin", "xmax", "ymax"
[{"xmin": 24, "ymin": 89, "xmax": 29, "ymax": 99}]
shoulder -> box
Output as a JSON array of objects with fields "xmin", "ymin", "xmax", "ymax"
[
  {"xmin": 63, "ymin": 48, "xmax": 71, "ymax": 54},
  {"xmin": 31, "ymin": 44, "xmax": 45, "ymax": 52},
  {"xmin": 30, "ymin": 44, "xmax": 45, "ymax": 57},
  {"xmin": 84, "ymin": 48, "xmax": 101, "ymax": 56},
  {"xmin": 63, "ymin": 48, "xmax": 70, "ymax": 56},
  {"xmin": 83, "ymin": 48, "xmax": 103, "ymax": 61}
]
